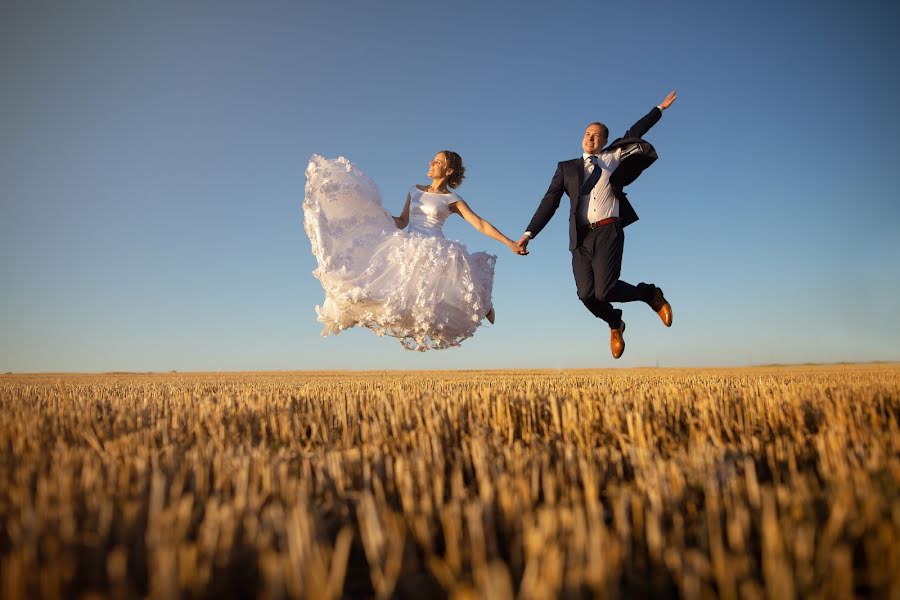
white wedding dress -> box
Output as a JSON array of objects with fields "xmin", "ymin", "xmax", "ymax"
[{"xmin": 303, "ymin": 155, "xmax": 496, "ymax": 351}]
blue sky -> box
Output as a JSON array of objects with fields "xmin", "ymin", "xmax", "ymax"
[{"xmin": 1, "ymin": 0, "xmax": 898, "ymax": 372}]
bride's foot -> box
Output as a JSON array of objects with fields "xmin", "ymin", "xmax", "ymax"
[{"xmin": 486, "ymin": 307, "xmax": 495, "ymax": 324}]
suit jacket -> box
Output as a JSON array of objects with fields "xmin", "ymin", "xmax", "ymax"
[{"xmin": 526, "ymin": 106, "xmax": 662, "ymax": 251}]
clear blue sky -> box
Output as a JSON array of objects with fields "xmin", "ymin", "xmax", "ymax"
[{"xmin": 2, "ymin": 0, "xmax": 898, "ymax": 372}]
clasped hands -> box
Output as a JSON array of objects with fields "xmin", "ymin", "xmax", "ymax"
[{"xmin": 508, "ymin": 236, "xmax": 529, "ymax": 255}]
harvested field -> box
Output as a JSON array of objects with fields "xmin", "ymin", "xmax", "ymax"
[{"xmin": 1, "ymin": 364, "xmax": 898, "ymax": 599}]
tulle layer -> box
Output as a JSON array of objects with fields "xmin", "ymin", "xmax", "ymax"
[{"xmin": 304, "ymin": 155, "xmax": 496, "ymax": 351}]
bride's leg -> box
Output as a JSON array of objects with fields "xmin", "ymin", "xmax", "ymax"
[{"xmin": 486, "ymin": 307, "xmax": 495, "ymax": 324}]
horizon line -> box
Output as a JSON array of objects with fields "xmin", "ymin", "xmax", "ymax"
[{"xmin": 2, "ymin": 361, "xmax": 898, "ymax": 377}]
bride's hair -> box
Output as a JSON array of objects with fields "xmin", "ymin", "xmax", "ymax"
[{"xmin": 441, "ymin": 150, "xmax": 465, "ymax": 189}]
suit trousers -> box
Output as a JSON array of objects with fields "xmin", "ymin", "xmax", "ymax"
[{"xmin": 571, "ymin": 223, "xmax": 654, "ymax": 329}]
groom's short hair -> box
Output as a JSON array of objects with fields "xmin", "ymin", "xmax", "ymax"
[{"xmin": 587, "ymin": 122, "xmax": 609, "ymax": 141}]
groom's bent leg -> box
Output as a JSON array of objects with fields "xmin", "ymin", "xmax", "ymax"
[
  {"xmin": 572, "ymin": 245, "xmax": 602, "ymax": 317},
  {"xmin": 590, "ymin": 224, "xmax": 626, "ymax": 303},
  {"xmin": 593, "ymin": 224, "xmax": 654, "ymax": 305},
  {"xmin": 573, "ymin": 231, "xmax": 621, "ymax": 328}
]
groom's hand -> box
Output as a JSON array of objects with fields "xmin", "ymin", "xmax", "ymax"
[
  {"xmin": 659, "ymin": 89, "xmax": 677, "ymax": 110},
  {"xmin": 515, "ymin": 236, "xmax": 530, "ymax": 255}
]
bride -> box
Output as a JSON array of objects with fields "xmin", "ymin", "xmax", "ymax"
[{"xmin": 303, "ymin": 151, "xmax": 522, "ymax": 351}]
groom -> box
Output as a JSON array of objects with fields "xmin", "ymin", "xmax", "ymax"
[{"xmin": 517, "ymin": 90, "xmax": 677, "ymax": 359}]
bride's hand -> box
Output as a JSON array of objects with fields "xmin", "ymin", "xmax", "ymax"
[
  {"xmin": 509, "ymin": 240, "xmax": 528, "ymax": 255},
  {"xmin": 514, "ymin": 236, "xmax": 530, "ymax": 255}
]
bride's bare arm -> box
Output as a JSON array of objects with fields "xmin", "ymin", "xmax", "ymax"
[
  {"xmin": 393, "ymin": 192, "xmax": 411, "ymax": 229},
  {"xmin": 450, "ymin": 199, "xmax": 521, "ymax": 253}
]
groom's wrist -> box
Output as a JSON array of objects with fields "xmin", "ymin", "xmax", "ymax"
[{"xmin": 523, "ymin": 231, "xmax": 532, "ymax": 239}]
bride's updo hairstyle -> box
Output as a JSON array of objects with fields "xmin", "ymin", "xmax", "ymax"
[{"xmin": 441, "ymin": 150, "xmax": 465, "ymax": 189}]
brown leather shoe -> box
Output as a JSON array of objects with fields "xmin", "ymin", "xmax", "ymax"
[
  {"xmin": 610, "ymin": 321, "xmax": 626, "ymax": 359},
  {"xmin": 657, "ymin": 301, "xmax": 672, "ymax": 327},
  {"xmin": 652, "ymin": 288, "xmax": 673, "ymax": 327}
]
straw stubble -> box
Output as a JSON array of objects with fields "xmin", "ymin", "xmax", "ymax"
[{"xmin": 0, "ymin": 364, "xmax": 897, "ymax": 598}]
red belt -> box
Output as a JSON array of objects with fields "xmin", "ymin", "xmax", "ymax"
[{"xmin": 587, "ymin": 216, "xmax": 619, "ymax": 229}]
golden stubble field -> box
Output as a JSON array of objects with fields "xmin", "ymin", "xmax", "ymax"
[{"xmin": 1, "ymin": 364, "xmax": 898, "ymax": 599}]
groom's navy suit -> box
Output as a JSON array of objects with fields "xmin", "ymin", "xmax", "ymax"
[{"xmin": 525, "ymin": 106, "xmax": 664, "ymax": 329}]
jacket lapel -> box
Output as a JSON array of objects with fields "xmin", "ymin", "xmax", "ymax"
[{"xmin": 575, "ymin": 158, "xmax": 584, "ymax": 198}]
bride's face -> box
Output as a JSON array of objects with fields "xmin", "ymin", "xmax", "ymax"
[{"xmin": 427, "ymin": 153, "xmax": 452, "ymax": 180}]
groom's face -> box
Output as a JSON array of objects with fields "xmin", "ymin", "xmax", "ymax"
[{"xmin": 582, "ymin": 125, "xmax": 607, "ymax": 154}]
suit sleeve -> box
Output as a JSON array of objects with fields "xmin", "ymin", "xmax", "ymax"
[
  {"xmin": 622, "ymin": 106, "xmax": 662, "ymax": 140},
  {"xmin": 526, "ymin": 163, "xmax": 565, "ymax": 239}
]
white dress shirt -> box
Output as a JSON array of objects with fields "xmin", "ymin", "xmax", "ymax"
[{"xmin": 577, "ymin": 148, "xmax": 623, "ymax": 226}]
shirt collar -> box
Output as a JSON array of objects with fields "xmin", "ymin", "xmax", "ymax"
[{"xmin": 583, "ymin": 152, "xmax": 600, "ymax": 161}]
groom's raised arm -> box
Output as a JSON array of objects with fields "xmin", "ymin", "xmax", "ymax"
[
  {"xmin": 524, "ymin": 162, "xmax": 565, "ymax": 241},
  {"xmin": 622, "ymin": 107, "xmax": 662, "ymax": 140},
  {"xmin": 622, "ymin": 90, "xmax": 677, "ymax": 139}
]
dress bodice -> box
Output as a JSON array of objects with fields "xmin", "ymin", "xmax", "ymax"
[{"xmin": 407, "ymin": 186, "xmax": 457, "ymax": 237}]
